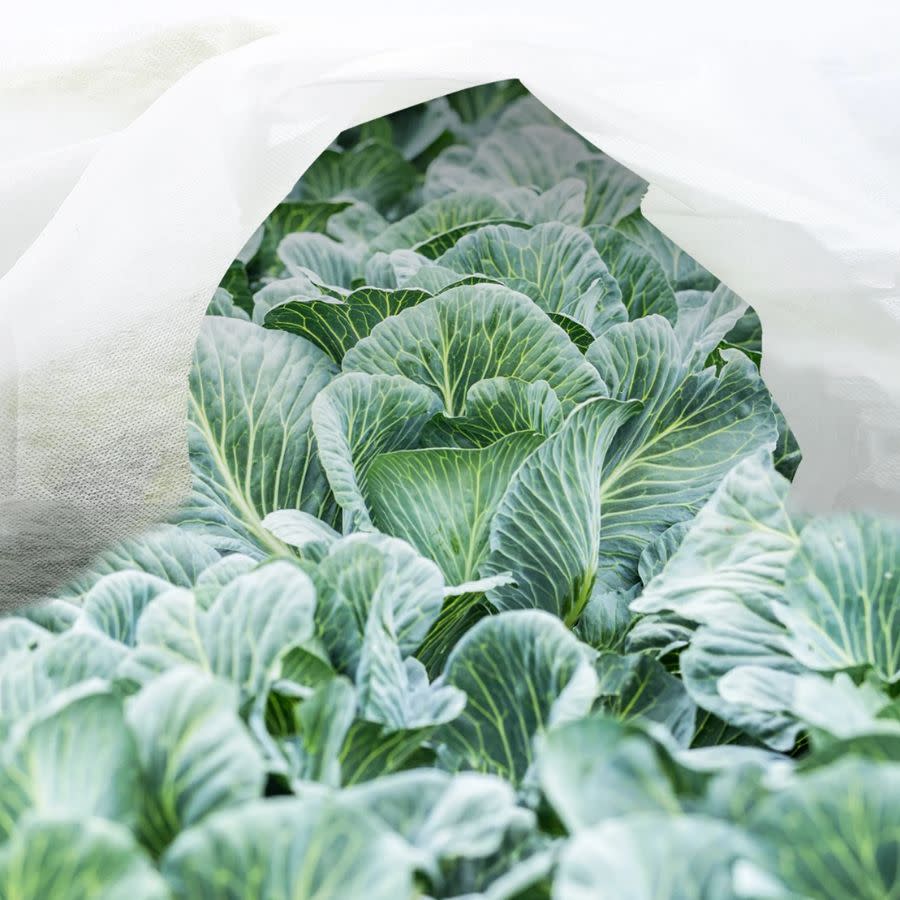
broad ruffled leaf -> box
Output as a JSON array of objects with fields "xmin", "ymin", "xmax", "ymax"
[
  {"xmin": 354, "ymin": 590, "xmax": 465, "ymax": 731},
  {"xmin": 344, "ymin": 769, "xmax": 531, "ymax": 875},
  {"xmin": 313, "ymin": 533, "xmax": 445, "ymax": 675},
  {"xmin": 264, "ymin": 287, "xmax": 430, "ymax": 362},
  {"xmin": 59, "ymin": 524, "xmax": 220, "ymax": 601},
  {"xmin": 674, "ymin": 285, "xmax": 748, "ymax": 366},
  {"xmin": 574, "ymin": 583, "xmax": 637, "ymax": 653},
  {"xmin": 633, "ymin": 452, "xmax": 804, "ymax": 748},
  {"xmin": 538, "ymin": 715, "xmax": 684, "ymax": 831},
  {"xmin": 636, "ymin": 521, "xmax": 692, "ymax": 586},
  {"xmin": 338, "ymin": 718, "xmax": 437, "ymax": 785},
  {"xmin": 206, "ymin": 287, "xmax": 250, "ymax": 321},
  {"xmin": 161, "ymin": 796, "xmax": 415, "ymax": 900},
  {"xmin": 130, "ymin": 562, "xmax": 316, "ymax": 706},
  {"xmin": 0, "ymin": 631, "xmax": 127, "ymax": 735},
  {"xmin": 126, "ymin": 668, "xmax": 265, "ymax": 851},
  {"xmin": 595, "ymin": 652, "xmax": 697, "ymax": 747},
  {"xmin": 586, "ymin": 224, "xmax": 678, "ymax": 321},
  {"xmin": 389, "ymin": 96, "xmax": 460, "ymax": 161},
  {"xmin": 0, "ymin": 814, "xmax": 169, "ymax": 900},
  {"xmin": 250, "ymin": 273, "xmax": 337, "ymax": 325},
  {"xmin": 437, "ymin": 611, "xmax": 598, "ymax": 784},
  {"xmin": 718, "ymin": 669, "xmax": 900, "ymax": 750},
  {"xmin": 366, "ymin": 431, "xmax": 545, "ymax": 584},
  {"xmin": 325, "ymin": 201, "xmax": 388, "ymax": 253},
  {"xmin": 615, "ymin": 210, "xmax": 719, "ymax": 292},
  {"xmin": 311, "ymin": 373, "xmax": 442, "ymax": 531},
  {"xmin": 363, "ymin": 248, "xmax": 432, "ymax": 288},
  {"xmin": 192, "ymin": 553, "xmax": 257, "ymax": 609},
  {"xmin": 555, "ymin": 814, "xmax": 760, "ymax": 900},
  {"xmin": 443, "ymin": 377, "xmax": 564, "ymax": 446},
  {"xmin": 575, "ymin": 155, "xmax": 646, "ymax": 227},
  {"xmin": 784, "ymin": 671, "xmax": 900, "ymax": 742},
  {"xmin": 176, "ymin": 318, "xmax": 338, "ymax": 553},
  {"xmin": 484, "ymin": 398, "xmax": 639, "ymax": 624},
  {"xmin": 588, "ymin": 317, "xmax": 777, "ymax": 590},
  {"xmin": 499, "ymin": 179, "xmax": 587, "ymax": 225},
  {"xmin": 0, "ymin": 687, "xmax": 142, "ymax": 839},
  {"xmin": 747, "ymin": 758, "xmax": 900, "ymax": 900},
  {"xmin": 776, "ymin": 515, "xmax": 900, "ymax": 682},
  {"xmin": 424, "ymin": 125, "xmax": 593, "ymax": 199},
  {"xmin": 16, "ymin": 599, "xmax": 79, "ymax": 633},
  {"xmin": 250, "ymin": 200, "xmax": 350, "ymax": 278},
  {"xmin": 342, "ymin": 283, "xmax": 606, "ymax": 417},
  {"xmin": 76, "ymin": 571, "xmax": 172, "ymax": 646},
  {"xmin": 261, "ymin": 509, "xmax": 339, "ymax": 557},
  {"xmin": 277, "ymin": 232, "xmax": 360, "ymax": 287},
  {"xmin": 438, "ymin": 222, "xmax": 626, "ymax": 333},
  {"xmin": 0, "ymin": 617, "xmax": 49, "ymax": 656},
  {"xmin": 635, "ymin": 451, "xmax": 800, "ymax": 624},
  {"xmin": 421, "ymin": 152, "xmax": 480, "ymax": 201},
  {"xmin": 411, "ymin": 144, "xmax": 474, "ymax": 200},
  {"xmin": 683, "ymin": 619, "xmax": 806, "ymax": 752},
  {"xmin": 401, "ymin": 264, "xmax": 491, "ymax": 294},
  {"xmin": 371, "ymin": 192, "xmax": 526, "ymax": 258},
  {"xmin": 290, "ymin": 139, "xmax": 418, "ymax": 213},
  {"xmin": 624, "ymin": 611, "xmax": 695, "ymax": 659}
]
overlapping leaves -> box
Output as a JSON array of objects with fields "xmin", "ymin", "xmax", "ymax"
[{"xmin": 8, "ymin": 81, "xmax": 896, "ymax": 900}]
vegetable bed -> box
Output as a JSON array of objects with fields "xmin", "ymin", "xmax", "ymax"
[{"xmin": 1, "ymin": 82, "xmax": 897, "ymax": 899}]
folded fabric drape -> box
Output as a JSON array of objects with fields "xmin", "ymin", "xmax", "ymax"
[{"xmin": 2, "ymin": 1, "xmax": 899, "ymax": 607}]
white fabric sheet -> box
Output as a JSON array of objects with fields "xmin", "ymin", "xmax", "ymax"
[{"xmin": 2, "ymin": 1, "xmax": 899, "ymax": 607}]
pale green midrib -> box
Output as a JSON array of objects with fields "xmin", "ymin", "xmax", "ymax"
[
  {"xmin": 599, "ymin": 384, "xmax": 773, "ymax": 502},
  {"xmin": 189, "ymin": 399, "xmax": 285, "ymax": 557}
]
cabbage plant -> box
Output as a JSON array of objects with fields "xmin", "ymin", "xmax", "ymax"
[{"xmin": 1, "ymin": 81, "xmax": 897, "ymax": 900}]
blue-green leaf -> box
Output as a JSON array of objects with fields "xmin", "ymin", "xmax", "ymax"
[
  {"xmin": 0, "ymin": 814, "xmax": 169, "ymax": 900},
  {"xmin": 588, "ymin": 317, "xmax": 777, "ymax": 591},
  {"xmin": 438, "ymin": 222, "xmax": 626, "ymax": 333},
  {"xmin": 176, "ymin": 318, "xmax": 338, "ymax": 553},
  {"xmin": 484, "ymin": 398, "xmax": 638, "ymax": 623},
  {"xmin": 161, "ymin": 796, "xmax": 415, "ymax": 900},
  {"xmin": 311, "ymin": 373, "xmax": 441, "ymax": 531},
  {"xmin": 437, "ymin": 611, "xmax": 598, "ymax": 785},
  {"xmin": 342, "ymin": 284, "xmax": 606, "ymax": 417},
  {"xmin": 264, "ymin": 287, "xmax": 430, "ymax": 363},
  {"xmin": 126, "ymin": 668, "xmax": 265, "ymax": 851},
  {"xmin": 0, "ymin": 687, "xmax": 142, "ymax": 839},
  {"xmin": 366, "ymin": 431, "xmax": 546, "ymax": 585},
  {"xmin": 586, "ymin": 224, "xmax": 677, "ymax": 321}
]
